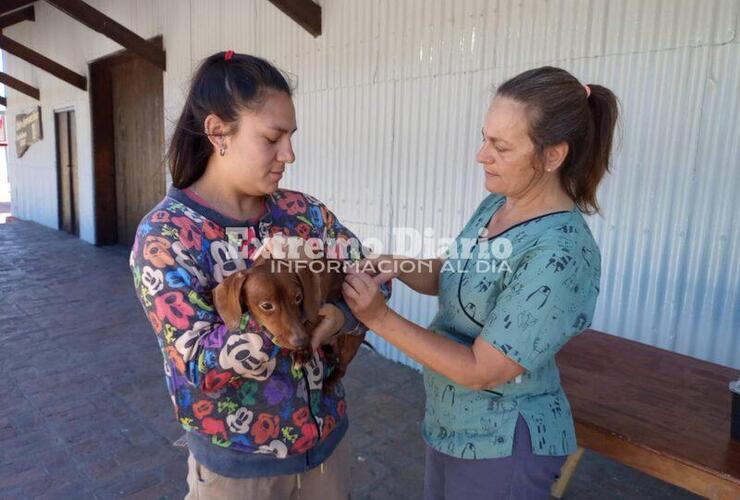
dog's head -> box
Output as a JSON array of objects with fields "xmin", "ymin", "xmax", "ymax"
[{"xmin": 211, "ymin": 259, "xmax": 329, "ymax": 350}]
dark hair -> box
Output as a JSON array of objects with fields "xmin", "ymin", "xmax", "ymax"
[
  {"xmin": 168, "ymin": 52, "xmax": 293, "ymax": 188},
  {"xmin": 496, "ymin": 66, "xmax": 619, "ymax": 214}
]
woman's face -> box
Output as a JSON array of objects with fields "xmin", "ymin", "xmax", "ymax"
[
  {"xmin": 476, "ymin": 96, "xmax": 541, "ymax": 197},
  {"xmin": 225, "ymin": 91, "xmax": 297, "ymax": 196}
]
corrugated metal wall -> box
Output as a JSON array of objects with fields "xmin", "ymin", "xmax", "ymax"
[{"xmin": 4, "ymin": 0, "xmax": 738, "ymax": 368}]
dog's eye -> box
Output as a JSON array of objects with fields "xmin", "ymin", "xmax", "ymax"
[
  {"xmin": 295, "ymin": 293, "xmax": 303, "ymax": 304},
  {"xmin": 259, "ymin": 302, "xmax": 275, "ymax": 311}
]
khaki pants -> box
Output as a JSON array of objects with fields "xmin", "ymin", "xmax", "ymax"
[{"xmin": 185, "ymin": 437, "xmax": 351, "ymax": 500}]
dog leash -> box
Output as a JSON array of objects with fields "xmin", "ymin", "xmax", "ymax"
[{"xmin": 362, "ymin": 339, "xmax": 377, "ymax": 353}]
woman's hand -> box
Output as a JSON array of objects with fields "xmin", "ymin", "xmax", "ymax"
[
  {"xmin": 359, "ymin": 254, "xmax": 443, "ymax": 296},
  {"xmin": 342, "ymin": 266, "xmax": 391, "ymax": 330},
  {"xmin": 357, "ymin": 254, "xmax": 398, "ymax": 285},
  {"xmin": 309, "ymin": 303, "xmax": 345, "ymax": 350}
]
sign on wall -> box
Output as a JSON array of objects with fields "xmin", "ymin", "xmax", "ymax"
[{"xmin": 15, "ymin": 107, "xmax": 43, "ymax": 158}]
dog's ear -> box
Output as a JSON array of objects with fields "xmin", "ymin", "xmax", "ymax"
[
  {"xmin": 297, "ymin": 264, "xmax": 325, "ymax": 326},
  {"xmin": 212, "ymin": 270, "xmax": 250, "ymax": 331}
]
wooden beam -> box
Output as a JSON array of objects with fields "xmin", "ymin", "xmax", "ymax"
[
  {"xmin": 0, "ymin": 33, "xmax": 87, "ymax": 90},
  {"xmin": 0, "ymin": 1, "xmax": 34, "ymax": 16},
  {"xmin": 267, "ymin": 0, "xmax": 321, "ymax": 37},
  {"xmin": 44, "ymin": 0, "xmax": 166, "ymax": 71},
  {"xmin": 0, "ymin": 96, "xmax": 6, "ymax": 107},
  {"xmin": 0, "ymin": 5, "xmax": 34, "ymax": 28},
  {"xmin": 0, "ymin": 71, "xmax": 39, "ymax": 99}
]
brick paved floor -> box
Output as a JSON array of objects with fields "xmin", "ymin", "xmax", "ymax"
[{"xmin": 0, "ymin": 219, "xmax": 699, "ymax": 499}]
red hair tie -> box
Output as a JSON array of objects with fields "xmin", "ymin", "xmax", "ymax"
[{"xmin": 224, "ymin": 50, "xmax": 235, "ymax": 62}]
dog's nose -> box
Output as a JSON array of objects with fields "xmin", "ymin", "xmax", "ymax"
[{"xmin": 290, "ymin": 336, "xmax": 309, "ymax": 349}]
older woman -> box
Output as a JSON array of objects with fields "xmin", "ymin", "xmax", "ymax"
[{"xmin": 342, "ymin": 66, "xmax": 619, "ymax": 499}]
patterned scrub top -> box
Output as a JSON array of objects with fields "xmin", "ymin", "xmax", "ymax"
[{"xmin": 422, "ymin": 193, "xmax": 601, "ymax": 459}]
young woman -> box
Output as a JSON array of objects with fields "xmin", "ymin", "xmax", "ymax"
[
  {"xmin": 130, "ymin": 51, "xmax": 387, "ymax": 500},
  {"xmin": 342, "ymin": 66, "xmax": 619, "ymax": 499}
]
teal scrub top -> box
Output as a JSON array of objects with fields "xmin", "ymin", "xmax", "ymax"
[{"xmin": 422, "ymin": 193, "xmax": 601, "ymax": 459}]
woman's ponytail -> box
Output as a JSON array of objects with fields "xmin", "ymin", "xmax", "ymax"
[{"xmin": 497, "ymin": 67, "xmax": 620, "ymax": 214}]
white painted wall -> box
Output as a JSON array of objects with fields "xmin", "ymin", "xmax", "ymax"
[
  {"xmin": 0, "ymin": 147, "xmax": 8, "ymax": 203},
  {"xmin": 0, "ymin": 51, "xmax": 8, "ymax": 203},
  {"xmin": 4, "ymin": 0, "xmax": 166, "ymax": 241},
  {"xmin": 3, "ymin": 0, "xmax": 738, "ymax": 367}
]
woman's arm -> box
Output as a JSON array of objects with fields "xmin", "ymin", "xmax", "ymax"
[
  {"xmin": 342, "ymin": 269, "xmax": 524, "ymax": 390},
  {"xmin": 343, "ymin": 244, "xmax": 599, "ymax": 390},
  {"xmin": 130, "ymin": 222, "xmax": 289, "ymax": 391},
  {"xmin": 364, "ymin": 255, "xmax": 444, "ymax": 296}
]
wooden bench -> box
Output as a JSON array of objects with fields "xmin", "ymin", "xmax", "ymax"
[{"xmin": 551, "ymin": 330, "xmax": 740, "ymax": 499}]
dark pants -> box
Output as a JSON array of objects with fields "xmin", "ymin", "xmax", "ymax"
[{"xmin": 424, "ymin": 416, "xmax": 566, "ymax": 500}]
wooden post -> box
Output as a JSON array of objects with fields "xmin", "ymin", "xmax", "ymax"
[{"xmin": 551, "ymin": 447, "xmax": 585, "ymax": 499}]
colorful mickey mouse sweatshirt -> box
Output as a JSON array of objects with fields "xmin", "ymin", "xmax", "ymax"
[{"xmin": 129, "ymin": 186, "xmax": 390, "ymax": 478}]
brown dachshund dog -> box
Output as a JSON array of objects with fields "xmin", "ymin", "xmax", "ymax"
[{"xmin": 211, "ymin": 258, "xmax": 365, "ymax": 392}]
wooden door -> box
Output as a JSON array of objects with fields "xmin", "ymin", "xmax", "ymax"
[
  {"xmin": 110, "ymin": 56, "xmax": 165, "ymax": 246},
  {"xmin": 55, "ymin": 110, "xmax": 79, "ymax": 236},
  {"xmin": 90, "ymin": 37, "xmax": 165, "ymax": 247}
]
